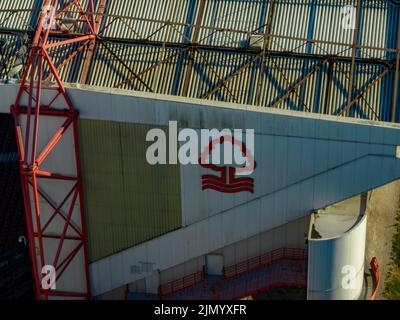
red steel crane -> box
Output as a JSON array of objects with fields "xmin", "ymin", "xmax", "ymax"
[{"xmin": 11, "ymin": 0, "xmax": 107, "ymax": 300}]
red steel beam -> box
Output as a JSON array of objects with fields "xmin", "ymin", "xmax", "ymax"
[
  {"xmin": 80, "ymin": 0, "xmax": 107, "ymax": 84},
  {"xmin": 10, "ymin": 0, "xmax": 108, "ymax": 300},
  {"xmin": 45, "ymin": 34, "xmax": 95, "ymax": 49}
]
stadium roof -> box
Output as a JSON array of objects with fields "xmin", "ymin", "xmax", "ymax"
[{"xmin": 1, "ymin": 0, "xmax": 400, "ymax": 122}]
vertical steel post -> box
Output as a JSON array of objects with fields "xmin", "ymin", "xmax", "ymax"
[
  {"xmin": 392, "ymin": 15, "xmax": 400, "ymax": 122},
  {"xmin": 324, "ymin": 59, "xmax": 334, "ymax": 115},
  {"xmin": 255, "ymin": 0, "xmax": 276, "ymax": 107},
  {"xmin": 346, "ymin": 0, "xmax": 362, "ymax": 117},
  {"xmin": 80, "ymin": 0, "xmax": 107, "ymax": 85},
  {"xmin": 182, "ymin": 0, "xmax": 206, "ymax": 97}
]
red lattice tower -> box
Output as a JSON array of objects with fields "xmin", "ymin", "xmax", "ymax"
[{"xmin": 11, "ymin": 0, "xmax": 107, "ymax": 299}]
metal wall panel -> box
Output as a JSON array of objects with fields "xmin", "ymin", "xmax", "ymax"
[
  {"xmin": 0, "ymin": 0, "xmax": 41, "ymax": 31},
  {"xmin": 101, "ymin": 0, "xmax": 195, "ymax": 42},
  {"xmin": 48, "ymin": 44, "xmax": 392, "ymax": 121},
  {"xmin": 78, "ymin": 120, "xmax": 182, "ymax": 262},
  {"xmin": 312, "ymin": 0, "xmax": 355, "ymax": 57},
  {"xmin": 87, "ymin": 42, "xmax": 183, "ymax": 94},
  {"xmin": 1, "ymin": 1, "xmax": 400, "ymax": 122},
  {"xmin": 2, "ymin": 0, "xmax": 397, "ymax": 51},
  {"xmin": 307, "ymin": 213, "xmax": 367, "ymax": 300},
  {"xmin": 361, "ymin": 0, "xmax": 389, "ymax": 59},
  {"xmin": 270, "ymin": 0, "xmax": 312, "ymax": 53},
  {"xmin": 199, "ymin": 0, "xmax": 265, "ymax": 47}
]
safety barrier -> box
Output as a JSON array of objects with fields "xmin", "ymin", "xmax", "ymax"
[
  {"xmin": 223, "ymin": 247, "xmax": 308, "ymax": 279},
  {"xmin": 221, "ymin": 267, "xmax": 307, "ymax": 300},
  {"xmin": 159, "ymin": 248, "xmax": 307, "ymax": 299},
  {"xmin": 158, "ymin": 267, "xmax": 205, "ymax": 297},
  {"xmin": 370, "ymin": 257, "xmax": 380, "ymax": 300}
]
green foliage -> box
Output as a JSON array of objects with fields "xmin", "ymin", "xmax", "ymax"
[
  {"xmin": 392, "ymin": 226, "xmax": 400, "ymax": 267},
  {"xmin": 385, "ymin": 268, "xmax": 400, "ymax": 300},
  {"xmin": 384, "ymin": 215, "xmax": 400, "ymax": 300}
]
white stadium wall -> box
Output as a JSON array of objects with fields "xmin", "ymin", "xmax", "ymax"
[
  {"xmin": 1, "ymin": 84, "xmax": 400, "ymax": 296},
  {"xmin": 97, "ymin": 215, "xmax": 310, "ymax": 298},
  {"xmin": 160, "ymin": 215, "xmax": 310, "ymax": 287}
]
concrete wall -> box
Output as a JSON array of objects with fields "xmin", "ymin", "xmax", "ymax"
[
  {"xmin": 214, "ymin": 215, "xmax": 309, "ymax": 268},
  {"xmin": 108, "ymin": 215, "xmax": 309, "ymax": 298},
  {"xmin": 160, "ymin": 215, "xmax": 309, "ymax": 286}
]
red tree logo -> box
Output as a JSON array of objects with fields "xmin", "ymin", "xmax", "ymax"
[{"xmin": 199, "ymin": 135, "xmax": 256, "ymax": 194}]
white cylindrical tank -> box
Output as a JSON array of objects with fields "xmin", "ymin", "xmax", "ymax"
[{"xmin": 307, "ymin": 212, "xmax": 367, "ymax": 300}]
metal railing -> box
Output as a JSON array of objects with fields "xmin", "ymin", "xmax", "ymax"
[
  {"xmin": 158, "ymin": 266, "xmax": 205, "ymax": 297},
  {"xmin": 223, "ymin": 247, "xmax": 308, "ymax": 280},
  {"xmin": 158, "ymin": 247, "xmax": 308, "ymax": 299}
]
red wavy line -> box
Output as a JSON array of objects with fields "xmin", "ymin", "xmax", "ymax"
[
  {"xmin": 202, "ymin": 186, "xmax": 254, "ymax": 194},
  {"xmin": 202, "ymin": 184, "xmax": 254, "ymax": 193},
  {"xmin": 202, "ymin": 180, "xmax": 254, "ymax": 189}
]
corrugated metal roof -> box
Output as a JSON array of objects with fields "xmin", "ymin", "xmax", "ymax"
[
  {"xmin": 0, "ymin": 1, "xmax": 398, "ymax": 48},
  {"xmin": 0, "ymin": 0, "xmax": 399, "ymax": 122},
  {"xmin": 0, "ymin": 0, "xmax": 41, "ymax": 31},
  {"xmin": 101, "ymin": 0, "xmax": 195, "ymax": 42}
]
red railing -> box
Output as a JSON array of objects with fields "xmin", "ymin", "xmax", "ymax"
[
  {"xmin": 159, "ymin": 267, "xmax": 205, "ymax": 297},
  {"xmin": 158, "ymin": 248, "xmax": 308, "ymax": 299},
  {"xmin": 370, "ymin": 257, "xmax": 380, "ymax": 300},
  {"xmin": 223, "ymin": 247, "xmax": 308, "ymax": 279}
]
